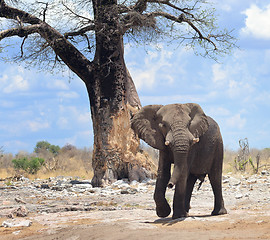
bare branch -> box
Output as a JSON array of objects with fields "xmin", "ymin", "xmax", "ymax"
[
  {"xmin": 145, "ymin": 11, "xmax": 217, "ymax": 50},
  {"xmin": 64, "ymin": 24, "xmax": 95, "ymax": 38},
  {"xmin": 0, "ymin": 0, "xmax": 41, "ymax": 25},
  {"xmin": 0, "ymin": 24, "xmax": 41, "ymax": 40},
  {"xmin": 147, "ymin": 0, "xmax": 196, "ymax": 18},
  {"xmin": 184, "ymin": 17, "xmax": 217, "ymax": 50},
  {"xmin": 0, "ymin": 0, "xmax": 95, "ymax": 83},
  {"xmin": 42, "ymin": 2, "xmax": 49, "ymax": 22},
  {"xmin": 62, "ymin": 1, "xmax": 93, "ymax": 22},
  {"xmin": 133, "ymin": 0, "xmax": 147, "ymax": 13},
  {"xmin": 20, "ymin": 36, "xmax": 27, "ymax": 57},
  {"xmin": 83, "ymin": 33, "xmax": 94, "ymax": 52}
]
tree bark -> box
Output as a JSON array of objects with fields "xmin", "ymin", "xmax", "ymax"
[{"xmin": 88, "ymin": 0, "xmax": 156, "ymax": 187}]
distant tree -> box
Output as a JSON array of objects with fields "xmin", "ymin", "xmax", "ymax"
[
  {"xmin": 0, "ymin": 0, "xmax": 236, "ymax": 186},
  {"xmin": 34, "ymin": 141, "xmax": 60, "ymax": 156}
]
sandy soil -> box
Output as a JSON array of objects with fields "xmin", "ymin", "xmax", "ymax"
[{"xmin": 1, "ymin": 174, "xmax": 270, "ymax": 240}]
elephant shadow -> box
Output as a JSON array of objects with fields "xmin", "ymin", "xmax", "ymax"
[{"xmin": 145, "ymin": 214, "xmax": 213, "ymax": 226}]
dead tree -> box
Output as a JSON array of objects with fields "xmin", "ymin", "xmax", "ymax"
[{"xmin": 235, "ymin": 138, "xmax": 250, "ymax": 171}]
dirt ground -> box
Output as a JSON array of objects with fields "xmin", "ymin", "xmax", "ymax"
[{"xmin": 1, "ymin": 174, "xmax": 270, "ymax": 240}]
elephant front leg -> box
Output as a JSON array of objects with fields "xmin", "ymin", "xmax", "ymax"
[
  {"xmin": 172, "ymin": 173, "xmax": 189, "ymax": 219},
  {"xmin": 154, "ymin": 150, "xmax": 171, "ymax": 218},
  {"xmin": 185, "ymin": 174, "xmax": 197, "ymax": 213}
]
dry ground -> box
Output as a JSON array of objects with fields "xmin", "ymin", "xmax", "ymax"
[{"xmin": 0, "ymin": 174, "xmax": 270, "ymax": 240}]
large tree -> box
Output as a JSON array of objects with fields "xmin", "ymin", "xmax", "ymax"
[{"xmin": 0, "ymin": 0, "xmax": 235, "ymax": 186}]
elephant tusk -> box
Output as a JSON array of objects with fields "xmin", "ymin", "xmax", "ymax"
[
  {"xmin": 165, "ymin": 140, "xmax": 170, "ymax": 146},
  {"xmin": 193, "ymin": 138, "xmax": 200, "ymax": 143}
]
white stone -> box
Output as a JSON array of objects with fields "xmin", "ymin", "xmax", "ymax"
[
  {"xmin": 2, "ymin": 219, "xmax": 32, "ymax": 228},
  {"xmin": 235, "ymin": 193, "xmax": 243, "ymax": 199}
]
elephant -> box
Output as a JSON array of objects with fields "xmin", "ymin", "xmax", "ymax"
[{"xmin": 131, "ymin": 103, "xmax": 227, "ymax": 219}]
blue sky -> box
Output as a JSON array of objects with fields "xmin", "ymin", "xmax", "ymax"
[{"xmin": 1, "ymin": 0, "xmax": 270, "ymax": 154}]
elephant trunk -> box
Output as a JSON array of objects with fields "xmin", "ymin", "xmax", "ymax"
[
  {"xmin": 167, "ymin": 122, "xmax": 191, "ymax": 188},
  {"xmin": 168, "ymin": 151, "xmax": 188, "ymax": 189}
]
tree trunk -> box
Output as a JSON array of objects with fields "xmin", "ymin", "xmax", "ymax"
[
  {"xmin": 0, "ymin": 0, "xmax": 157, "ymax": 187},
  {"xmin": 88, "ymin": 1, "xmax": 156, "ymax": 187}
]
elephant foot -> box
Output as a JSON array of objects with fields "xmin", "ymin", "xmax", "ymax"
[
  {"xmin": 172, "ymin": 210, "xmax": 188, "ymax": 219},
  {"xmin": 156, "ymin": 202, "xmax": 171, "ymax": 218},
  {"xmin": 211, "ymin": 207, "xmax": 227, "ymax": 216}
]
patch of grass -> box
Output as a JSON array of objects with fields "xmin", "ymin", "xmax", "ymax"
[
  {"xmin": 0, "ymin": 143, "xmax": 93, "ymax": 179},
  {"xmin": 35, "ymin": 168, "xmax": 94, "ymax": 180}
]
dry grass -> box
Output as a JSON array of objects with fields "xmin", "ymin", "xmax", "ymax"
[
  {"xmin": 223, "ymin": 148, "xmax": 270, "ymax": 174},
  {"xmin": 0, "ymin": 146, "xmax": 93, "ymax": 179},
  {"xmin": 0, "ymin": 145, "xmax": 269, "ymax": 180}
]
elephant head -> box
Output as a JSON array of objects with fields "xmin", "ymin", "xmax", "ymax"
[{"xmin": 131, "ymin": 103, "xmax": 209, "ymax": 188}]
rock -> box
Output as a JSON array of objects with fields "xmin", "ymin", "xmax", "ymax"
[
  {"xmin": 15, "ymin": 206, "xmax": 28, "ymax": 217},
  {"xmin": 112, "ymin": 180, "xmax": 130, "ymax": 189},
  {"xmin": 261, "ymin": 170, "xmax": 269, "ymax": 176},
  {"xmin": 12, "ymin": 230, "xmax": 21, "ymax": 235},
  {"xmin": 137, "ymin": 183, "xmax": 148, "ymax": 193},
  {"xmin": 223, "ymin": 179, "xmax": 230, "ymax": 184},
  {"xmin": 121, "ymin": 188, "xmax": 137, "ymax": 194},
  {"xmin": 229, "ymin": 177, "xmax": 241, "ymax": 186},
  {"xmin": 130, "ymin": 180, "xmax": 139, "ymax": 186},
  {"xmin": 235, "ymin": 193, "xmax": 243, "ymax": 199},
  {"xmin": 15, "ymin": 198, "xmax": 26, "ymax": 204},
  {"xmin": 40, "ymin": 184, "xmax": 50, "ymax": 189},
  {"xmin": 51, "ymin": 186, "xmax": 66, "ymax": 191},
  {"xmin": 70, "ymin": 180, "xmax": 91, "ymax": 185},
  {"xmin": 5, "ymin": 206, "xmax": 29, "ymax": 218},
  {"xmin": 73, "ymin": 183, "xmax": 93, "ymax": 189},
  {"xmin": 2, "ymin": 219, "xmax": 32, "ymax": 228}
]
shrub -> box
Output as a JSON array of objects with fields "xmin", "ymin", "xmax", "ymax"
[{"xmin": 12, "ymin": 157, "xmax": 45, "ymax": 174}]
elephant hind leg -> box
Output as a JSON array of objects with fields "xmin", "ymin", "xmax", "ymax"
[
  {"xmin": 185, "ymin": 174, "xmax": 197, "ymax": 213},
  {"xmin": 208, "ymin": 169, "xmax": 227, "ymax": 216}
]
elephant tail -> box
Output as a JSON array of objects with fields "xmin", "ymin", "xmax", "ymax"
[{"xmin": 196, "ymin": 174, "xmax": 206, "ymax": 190}]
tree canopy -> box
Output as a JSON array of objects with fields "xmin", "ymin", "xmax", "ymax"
[{"xmin": 0, "ymin": 0, "xmax": 236, "ymax": 69}]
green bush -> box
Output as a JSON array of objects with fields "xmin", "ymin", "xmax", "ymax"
[{"xmin": 12, "ymin": 157, "xmax": 45, "ymax": 174}]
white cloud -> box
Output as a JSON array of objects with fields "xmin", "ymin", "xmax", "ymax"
[
  {"xmin": 58, "ymin": 105, "xmax": 90, "ymax": 126},
  {"xmin": 0, "ymin": 100, "xmax": 15, "ymax": 108},
  {"xmin": 211, "ymin": 62, "xmax": 255, "ymax": 100},
  {"xmin": 207, "ymin": 107, "xmax": 231, "ymax": 117},
  {"xmin": 78, "ymin": 112, "xmax": 90, "ymax": 124},
  {"xmin": 212, "ymin": 64, "xmax": 227, "ymax": 85},
  {"xmin": 241, "ymin": 4, "xmax": 270, "ymax": 40},
  {"xmin": 47, "ymin": 79, "xmax": 69, "ymax": 90},
  {"xmin": 27, "ymin": 119, "xmax": 50, "ymax": 132},
  {"xmin": 226, "ymin": 113, "xmax": 246, "ymax": 130},
  {"xmin": 57, "ymin": 117, "xmax": 69, "ymax": 129},
  {"xmin": 128, "ymin": 45, "xmax": 174, "ymax": 90},
  {"xmin": 3, "ymin": 140, "xmax": 30, "ymax": 153},
  {"xmin": 3, "ymin": 75, "xmax": 29, "ymax": 93},
  {"xmin": 57, "ymin": 91, "xmax": 79, "ymax": 100},
  {"xmin": 0, "ymin": 74, "xmax": 8, "ymax": 84},
  {"xmin": 254, "ymin": 91, "xmax": 270, "ymax": 105},
  {"xmin": 220, "ymin": 4, "xmax": 232, "ymax": 12},
  {"xmin": 141, "ymin": 94, "xmax": 205, "ymax": 105}
]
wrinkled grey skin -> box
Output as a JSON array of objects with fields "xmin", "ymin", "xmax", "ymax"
[{"xmin": 131, "ymin": 103, "xmax": 227, "ymax": 219}]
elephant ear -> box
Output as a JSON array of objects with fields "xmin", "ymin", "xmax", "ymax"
[
  {"xmin": 131, "ymin": 105, "xmax": 165, "ymax": 150},
  {"xmin": 185, "ymin": 103, "xmax": 209, "ymax": 138}
]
